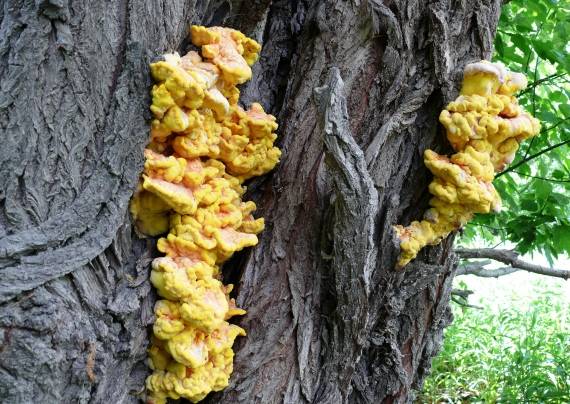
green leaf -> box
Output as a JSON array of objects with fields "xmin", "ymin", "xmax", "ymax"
[
  {"xmin": 521, "ymin": 198, "xmax": 538, "ymax": 212},
  {"xmin": 495, "ymin": 33, "xmax": 505, "ymax": 58},
  {"xmin": 535, "ymin": 180, "xmax": 553, "ymax": 200},
  {"xmin": 552, "ymin": 226, "xmax": 570, "ymax": 254},
  {"xmin": 559, "ymin": 103, "xmax": 570, "ymax": 117}
]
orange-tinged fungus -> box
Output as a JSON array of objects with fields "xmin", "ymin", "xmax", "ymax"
[
  {"xmin": 130, "ymin": 188, "xmax": 171, "ymax": 236},
  {"xmin": 395, "ymin": 61, "xmax": 540, "ymax": 268},
  {"xmin": 190, "ymin": 26, "xmax": 261, "ymax": 85},
  {"xmin": 130, "ymin": 25, "xmax": 279, "ymax": 403}
]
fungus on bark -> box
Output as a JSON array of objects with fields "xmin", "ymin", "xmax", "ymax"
[
  {"xmin": 130, "ymin": 26, "xmax": 280, "ymax": 403},
  {"xmin": 395, "ymin": 61, "xmax": 540, "ymax": 268}
]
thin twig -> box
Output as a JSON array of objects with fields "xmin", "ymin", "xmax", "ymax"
[
  {"xmin": 520, "ymin": 73, "xmax": 566, "ymax": 95},
  {"xmin": 521, "ymin": 57, "xmax": 541, "ymax": 161},
  {"xmin": 512, "ymin": 171, "xmax": 570, "ymax": 183},
  {"xmin": 523, "ymin": 13, "xmax": 548, "ymax": 74},
  {"xmin": 451, "ymin": 296, "xmax": 483, "ymax": 309}
]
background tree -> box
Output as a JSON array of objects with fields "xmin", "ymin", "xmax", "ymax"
[{"xmin": 0, "ymin": 1, "xmax": 504, "ymax": 403}]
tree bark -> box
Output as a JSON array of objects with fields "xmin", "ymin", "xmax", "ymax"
[{"xmin": 0, "ymin": 1, "xmax": 501, "ymax": 403}]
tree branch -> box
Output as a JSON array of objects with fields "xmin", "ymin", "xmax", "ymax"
[
  {"xmin": 457, "ymin": 264, "xmax": 519, "ymax": 278},
  {"xmin": 450, "ymin": 289, "xmax": 483, "ymax": 309},
  {"xmin": 450, "ymin": 288, "xmax": 474, "ymax": 298},
  {"xmin": 455, "ymin": 248, "xmax": 570, "ymax": 280},
  {"xmin": 457, "ymin": 259, "xmax": 492, "ymax": 271}
]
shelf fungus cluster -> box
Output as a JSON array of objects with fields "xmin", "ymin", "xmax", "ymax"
[
  {"xmin": 395, "ymin": 61, "xmax": 540, "ymax": 268},
  {"xmin": 130, "ymin": 26, "xmax": 280, "ymax": 403}
]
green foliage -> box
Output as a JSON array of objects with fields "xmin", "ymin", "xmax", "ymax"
[
  {"xmin": 459, "ymin": 0, "xmax": 570, "ymax": 263},
  {"xmin": 417, "ymin": 287, "xmax": 570, "ymax": 403},
  {"xmin": 424, "ymin": 6, "xmax": 570, "ymax": 403}
]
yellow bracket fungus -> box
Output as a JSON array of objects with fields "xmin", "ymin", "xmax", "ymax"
[
  {"xmin": 130, "ymin": 25, "xmax": 280, "ymax": 403},
  {"xmin": 394, "ymin": 61, "xmax": 540, "ymax": 268}
]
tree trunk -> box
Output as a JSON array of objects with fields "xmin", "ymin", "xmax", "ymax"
[{"xmin": 0, "ymin": 0, "xmax": 501, "ymax": 403}]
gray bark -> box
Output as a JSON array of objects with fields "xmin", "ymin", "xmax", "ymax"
[
  {"xmin": 456, "ymin": 248, "xmax": 570, "ymax": 279},
  {"xmin": 0, "ymin": 0, "xmax": 502, "ymax": 403}
]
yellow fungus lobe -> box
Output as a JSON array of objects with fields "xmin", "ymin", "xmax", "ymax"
[
  {"xmin": 130, "ymin": 25, "xmax": 280, "ymax": 403},
  {"xmin": 394, "ymin": 61, "xmax": 540, "ymax": 268}
]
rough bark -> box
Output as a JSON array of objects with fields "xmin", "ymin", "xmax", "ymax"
[{"xmin": 0, "ymin": 1, "xmax": 501, "ymax": 403}]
